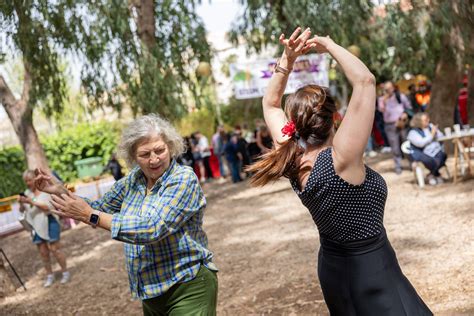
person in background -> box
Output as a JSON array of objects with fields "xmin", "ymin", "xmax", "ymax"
[
  {"xmin": 212, "ymin": 125, "xmax": 227, "ymax": 180},
  {"xmin": 256, "ymin": 124, "xmax": 273, "ymax": 154},
  {"xmin": 241, "ymin": 123, "xmax": 254, "ymax": 144},
  {"xmin": 454, "ymin": 76, "xmax": 469, "ymax": 126},
  {"xmin": 378, "ymin": 80, "xmax": 413, "ymax": 174},
  {"xmin": 224, "ymin": 133, "xmax": 242, "ymax": 183},
  {"xmin": 19, "ymin": 170, "xmax": 70, "ymax": 287},
  {"xmin": 415, "ymin": 80, "xmax": 431, "ymax": 112},
  {"xmin": 234, "ymin": 128, "xmax": 251, "ymax": 177},
  {"xmin": 408, "ymin": 83, "xmax": 421, "ymax": 113},
  {"xmin": 194, "ymin": 131, "xmax": 214, "ymax": 182},
  {"xmin": 374, "ymin": 85, "xmax": 391, "ymax": 152},
  {"xmin": 177, "ymin": 136, "xmax": 195, "ymax": 168},
  {"xmin": 407, "ymin": 113, "xmax": 447, "ymax": 185},
  {"xmin": 103, "ymin": 153, "xmax": 124, "ymax": 181}
]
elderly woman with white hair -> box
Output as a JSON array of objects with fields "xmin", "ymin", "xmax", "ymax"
[
  {"xmin": 407, "ymin": 112, "xmax": 447, "ymax": 185},
  {"xmin": 34, "ymin": 114, "xmax": 218, "ymax": 315}
]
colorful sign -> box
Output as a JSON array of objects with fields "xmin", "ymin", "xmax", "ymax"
[{"xmin": 230, "ymin": 54, "xmax": 328, "ymax": 100}]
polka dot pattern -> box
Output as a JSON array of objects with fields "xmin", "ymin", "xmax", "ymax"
[{"xmin": 290, "ymin": 147, "xmax": 387, "ymax": 242}]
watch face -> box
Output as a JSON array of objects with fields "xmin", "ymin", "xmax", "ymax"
[{"xmin": 90, "ymin": 213, "xmax": 100, "ymax": 225}]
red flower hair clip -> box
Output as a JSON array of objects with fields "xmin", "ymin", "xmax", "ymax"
[
  {"xmin": 333, "ymin": 111, "xmax": 343, "ymax": 129},
  {"xmin": 281, "ymin": 120, "xmax": 297, "ymax": 137}
]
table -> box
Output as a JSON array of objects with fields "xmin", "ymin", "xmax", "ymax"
[{"xmin": 438, "ymin": 129, "xmax": 474, "ymax": 183}]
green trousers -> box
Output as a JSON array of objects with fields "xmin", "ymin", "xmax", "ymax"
[{"xmin": 142, "ymin": 266, "xmax": 218, "ymax": 316}]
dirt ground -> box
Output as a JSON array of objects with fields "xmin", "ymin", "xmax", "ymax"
[{"xmin": 0, "ymin": 154, "xmax": 472, "ymax": 315}]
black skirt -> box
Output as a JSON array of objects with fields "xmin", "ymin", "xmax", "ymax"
[{"xmin": 318, "ymin": 230, "xmax": 433, "ymax": 316}]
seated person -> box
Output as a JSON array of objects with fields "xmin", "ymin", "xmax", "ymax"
[{"xmin": 407, "ymin": 113, "xmax": 447, "ymax": 185}]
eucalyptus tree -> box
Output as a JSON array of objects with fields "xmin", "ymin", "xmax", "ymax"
[
  {"xmin": 0, "ymin": 0, "xmax": 211, "ymax": 170},
  {"xmin": 231, "ymin": 0, "xmax": 473, "ymax": 128}
]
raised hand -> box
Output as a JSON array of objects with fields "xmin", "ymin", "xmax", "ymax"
[
  {"xmin": 50, "ymin": 192, "xmax": 92, "ymax": 223},
  {"xmin": 34, "ymin": 168, "xmax": 66, "ymax": 196},
  {"xmin": 304, "ymin": 35, "xmax": 335, "ymax": 54},
  {"xmin": 279, "ymin": 27, "xmax": 315, "ymax": 62}
]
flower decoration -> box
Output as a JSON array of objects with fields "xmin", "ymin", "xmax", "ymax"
[
  {"xmin": 333, "ymin": 111, "xmax": 343, "ymax": 130},
  {"xmin": 281, "ymin": 120, "xmax": 297, "ymax": 137}
]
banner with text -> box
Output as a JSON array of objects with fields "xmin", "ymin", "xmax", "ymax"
[{"xmin": 229, "ymin": 54, "xmax": 328, "ymax": 100}]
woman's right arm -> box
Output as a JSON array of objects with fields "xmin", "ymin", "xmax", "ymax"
[{"xmin": 263, "ymin": 27, "xmax": 314, "ymax": 147}]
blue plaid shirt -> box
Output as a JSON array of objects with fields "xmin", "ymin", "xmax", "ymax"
[{"xmin": 86, "ymin": 159, "xmax": 217, "ymax": 299}]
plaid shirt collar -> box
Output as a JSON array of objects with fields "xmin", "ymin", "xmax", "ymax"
[{"xmin": 131, "ymin": 159, "xmax": 178, "ymax": 194}]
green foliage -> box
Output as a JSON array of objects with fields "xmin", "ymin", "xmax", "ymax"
[
  {"xmin": 178, "ymin": 107, "xmax": 216, "ymax": 140},
  {"xmin": 231, "ymin": 0, "xmax": 472, "ymax": 82},
  {"xmin": 0, "ymin": 1, "xmax": 212, "ymax": 121},
  {"xmin": 0, "ymin": 147, "xmax": 27, "ymax": 199},
  {"xmin": 229, "ymin": 1, "xmax": 375, "ymax": 53},
  {"xmin": 42, "ymin": 121, "xmax": 122, "ymax": 182},
  {"xmin": 220, "ymin": 97, "xmax": 264, "ymax": 130},
  {"xmin": 0, "ymin": 121, "xmax": 122, "ymax": 198}
]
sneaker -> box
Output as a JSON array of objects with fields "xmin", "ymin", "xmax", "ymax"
[
  {"xmin": 395, "ymin": 167, "xmax": 402, "ymax": 175},
  {"xmin": 427, "ymin": 175, "xmax": 437, "ymax": 186},
  {"xmin": 60, "ymin": 271, "xmax": 70, "ymax": 284},
  {"xmin": 381, "ymin": 147, "xmax": 392, "ymax": 153},
  {"xmin": 368, "ymin": 150, "xmax": 377, "ymax": 158},
  {"xmin": 436, "ymin": 176, "xmax": 444, "ymax": 184},
  {"xmin": 44, "ymin": 274, "xmax": 54, "ymax": 288}
]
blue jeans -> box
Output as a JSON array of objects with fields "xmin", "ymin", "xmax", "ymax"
[
  {"xmin": 32, "ymin": 215, "xmax": 60, "ymax": 244},
  {"xmin": 217, "ymin": 155, "xmax": 226, "ymax": 177},
  {"xmin": 410, "ymin": 150, "xmax": 447, "ymax": 176},
  {"xmin": 229, "ymin": 161, "xmax": 242, "ymax": 183}
]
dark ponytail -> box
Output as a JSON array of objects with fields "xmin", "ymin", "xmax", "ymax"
[{"xmin": 246, "ymin": 138, "xmax": 300, "ymax": 186}]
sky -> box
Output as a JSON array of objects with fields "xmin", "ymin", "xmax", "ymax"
[{"xmin": 197, "ymin": 0, "xmax": 241, "ymax": 35}]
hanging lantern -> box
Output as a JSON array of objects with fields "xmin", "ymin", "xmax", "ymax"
[
  {"xmin": 196, "ymin": 61, "xmax": 212, "ymax": 77},
  {"xmin": 347, "ymin": 45, "xmax": 361, "ymax": 57}
]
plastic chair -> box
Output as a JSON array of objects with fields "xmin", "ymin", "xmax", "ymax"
[
  {"xmin": 400, "ymin": 140, "xmax": 450, "ymax": 187},
  {"xmin": 401, "ymin": 141, "xmax": 425, "ymax": 188}
]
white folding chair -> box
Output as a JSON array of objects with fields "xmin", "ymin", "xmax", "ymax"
[{"xmin": 401, "ymin": 141, "xmax": 425, "ymax": 188}]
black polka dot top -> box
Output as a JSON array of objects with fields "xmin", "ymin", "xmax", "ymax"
[{"xmin": 290, "ymin": 147, "xmax": 387, "ymax": 242}]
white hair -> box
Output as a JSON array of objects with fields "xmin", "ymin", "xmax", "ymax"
[
  {"xmin": 23, "ymin": 169, "xmax": 36, "ymax": 179},
  {"xmin": 119, "ymin": 114, "xmax": 185, "ymax": 167}
]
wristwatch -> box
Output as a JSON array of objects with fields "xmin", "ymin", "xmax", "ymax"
[{"xmin": 89, "ymin": 210, "xmax": 101, "ymax": 228}]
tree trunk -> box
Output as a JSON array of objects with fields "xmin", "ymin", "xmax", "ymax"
[
  {"xmin": 429, "ymin": 32, "xmax": 463, "ymax": 130},
  {"xmin": 0, "ymin": 74, "xmax": 50, "ymax": 171},
  {"xmin": 468, "ymin": 68, "xmax": 474, "ymax": 125},
  {"xmin": 429, "ymin": 59, "xmax": 461, "ymax": 129},
  {"xmin": 0, "ymin": 256, "xmax": 16, "ymax": 297},
  {"xmin": 130, "ymin": 0, "xmax": 156, "ymax": 50}
]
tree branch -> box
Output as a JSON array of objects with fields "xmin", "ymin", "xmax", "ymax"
[
  {"xmin": 0, "ymin": 75, "xmax": 18, "ymax": 111},
  {"xmin": 21, "ymin": 59, "xmax": 31, "ymax": 105}
]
